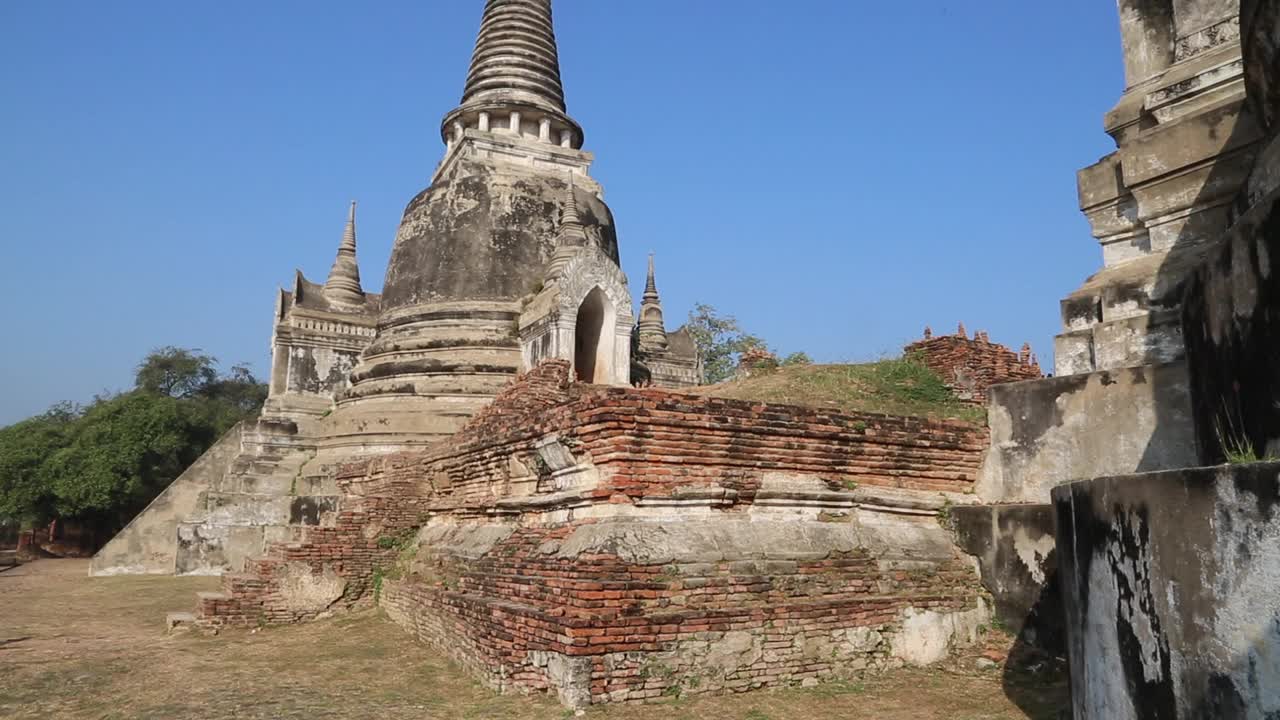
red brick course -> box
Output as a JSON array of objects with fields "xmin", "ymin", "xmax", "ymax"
[
  {"xmin": 905, "ymin": 325, "xmax": 1042, "ymax": 404},
  {"xmin": 380, "ymin": 525, "xmax": 979, "ymax": 703},
  {"xmin": 193, "ymin": 360, "xmax": 991, "ymax": 703}
]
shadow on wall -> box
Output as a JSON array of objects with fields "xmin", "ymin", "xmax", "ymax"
[
  {"xmin": 949, "ymin": 505, "xmax": 1070, "ymax": 718},
  {"xmin": 1181, "ymin": 0, "xmax": 1280, "ymax": 464},
  {"xmin": 1137, "ymin": 79, "xmax": 1261, "ymax": 471},
  {"xmin": 998, "ymin": 568, "xmax": 1072, "ymax": 720},
  {"xmin": 1054, "ymin": 464, "xmax": 1280, "ymax": 718}
]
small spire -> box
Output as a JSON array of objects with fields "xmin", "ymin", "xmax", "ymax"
[
  {"xmin": 441, "ymin": 0, "xmax": 583, "ymax": 149},
  {"xmin": 957, "ymin": 321, "xmax": 967, "ymax": 338},
  {"xmin": 324, "ymin": 201, "xmax": 364, "ymax": 306},
  {"xmin": 643, "ymin": 252, "xmax": 659, "ymax": 300},
  {"xmin": 563, "ymin": 173, "xmax": 582, "ymax": 226},
  {"xmin": 545, "ymin": 174, "xmax": 586, "ymax": 281},
  {"xmin": 923, "ymin": 325, "xmax": 933, "ymax": 340},
  {"xmin": 636, "ymin": 252, "xmax": 668, "ymax": 353}
]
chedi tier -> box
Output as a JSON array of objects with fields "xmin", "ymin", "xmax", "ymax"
[{"xmin": 92, "ymin": 0, "xmax": 701, "ymax": 578}]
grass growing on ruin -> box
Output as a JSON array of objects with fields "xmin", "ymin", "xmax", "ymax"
[
  {"xmin": 691, "ymin": 358, "xmax": 986, "ymax": 424},
  {"xmin": 1, "ymin": 559, "xmax": 1063, "ymax": 720}
]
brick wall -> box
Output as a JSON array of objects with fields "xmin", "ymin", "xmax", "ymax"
[
  {"xmin": 904, "ymin": 325, "xmax": 1042, "ymax": 404},
  {"xmin": 194, "ymin": 360, "xmax": 991, "ymax": 705},
  {"xmin": 194, "ymin": 466, "xmax": 428, "ymax": 627},
  {"xmin": 380, "ymin": 523, "xmax": 981, "ymax": 705}
]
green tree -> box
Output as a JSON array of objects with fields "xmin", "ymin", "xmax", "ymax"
[
  {"xmin": 42, "ymin": 391, "xmax": 210, "ymax": 528},
  {"xmin": 685, "ymin": 303, "xmax": 768, "ymax": 384},
  {"xmin": 0, "ymin": 403, "xmax": 80, "ymax": 528},
  {"xmin": 782, "ymin": 352, "xmax": 813, "ymax": 366},
  {"xmin": 135, "ymin": 346, "xmax": 218, "ymax": 398},
  {"xmin": 199, "ymin": 363, "xmax": 269, "ymax": 435},
  {"xmin": 0, "ymin": 347, "xmax": 268, "ymax": 538}
]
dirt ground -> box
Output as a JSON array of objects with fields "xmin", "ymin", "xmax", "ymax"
[{"xmin": 0, "ymin": 559, "xmax": 1067, "ymax": 720}]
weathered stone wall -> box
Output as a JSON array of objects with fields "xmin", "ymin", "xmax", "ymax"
[
  {"xmin": 91, "ymin": 423, "xmax": 246, "ymax": 576},
  {"xmin": 904, "ymin": 328, "xmax": 1042, "ymax": 404},
  {"xmin": 193, "ymin": 465, "xmax": 427, "ymax": 626},
  {"xmin": 950, "ymin": 504, "xmax": 1061, "ymax": 655},
  {"xmin": 978, "ymin": 364, "xmax": 1198, "ymax": 503},
  {"xmin": 191, "ymin": 360, "xmax": 992, "ymax": 706},
  {"xmin": 1182, "ymin": 196, "xmax": 1280, "ymax": 462},
  {"xmin": 381, "ymin": 519, "xmax": 985, "ymax": 707},
  {"xmin": 1054, "ymin": 464, "xmax": 1280, "ymax": 718},
  {"xmin": 268, "ymin": 274, "xmax": 379, "ymax": 410},
  {"xmin": 370, "ymin": 364, "xmax": 990, "ymax": 705},
  {"xmin": 1181, "ymin": 0, "xmax": 1280, "ymax": 464},
  {"xmin": 1065, "ymin": 0, "xmax": 1260, "ymax": 378}
]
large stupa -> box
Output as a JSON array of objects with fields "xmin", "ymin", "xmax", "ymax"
[{"xmin": 91, "ymin": 0, "xmax": 701, "ymax": 577}]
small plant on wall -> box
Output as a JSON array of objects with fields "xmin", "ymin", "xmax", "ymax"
[{"xmin": 1214, "ymin": 400, "xmax": 1279, "ymax": 464}]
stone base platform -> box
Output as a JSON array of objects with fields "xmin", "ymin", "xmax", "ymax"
[
  {"xmin": 183, "ymin": 360, "xmax": 994, "ymax": 707},
  {"xmin": 382, "ymin": 516, "xmax": 988, "ymax": 707}
]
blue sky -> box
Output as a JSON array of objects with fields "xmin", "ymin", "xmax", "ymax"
[{"xmin": 0, "ymin": 1, "xmax": 1121, "ymax": 425}]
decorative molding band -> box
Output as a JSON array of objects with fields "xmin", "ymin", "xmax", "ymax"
[{"xmin": 1174, "ymin": 17, "xmax": 1241, "ymax": 63}]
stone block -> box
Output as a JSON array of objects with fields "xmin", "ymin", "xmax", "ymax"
[
  {"xmin": 1054, "ymin": 463, "xmax": 1280, "ymax": 718},
  {"xmin": 175, "ymin": 523, "xmax": 265, "ymax": 575},
  {"xmin": 979, "ymin": 363, "xmax": 1197, "ymax": 503},
  {"xmin": 950, "ymin": 504, "xmax": 1062, "ymax": 654}
]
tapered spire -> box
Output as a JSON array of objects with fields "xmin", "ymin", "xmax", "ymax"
[
  {"xmin": 637, "ymin": 253, "xmax": 668, "ymax": 352},
  {"xmin": 643, "ymin": 254, "xmax": 659, "ymax": 300},
  {"xmin": 441, "ymin": 0, "xmax": 583, "ymax": 149},
  {"xmin": 464, "ymin": 0, "xmax": 566, "ymax": 113},
  {"xmin": 324, "ymin": 202, "xmax": 364, "ymax": 306},
  {"xmin": 544, "ymin": 174, "xmax": 586, "ymax": 282}
]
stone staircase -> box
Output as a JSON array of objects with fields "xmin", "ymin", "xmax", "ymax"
[
  {"xmin": 173, "ymin": 413, "xmax": 341, "ymax": 576},
  {"xmin": 167, "ymin": 532, "xmax": 315, "ymax": 631},
  {"xmin": 167, "ymin": 464, "xmax": 429, "ymax": 632}
]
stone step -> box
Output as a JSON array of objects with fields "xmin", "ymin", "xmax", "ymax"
[
  {"xmin": 196, "ymin": 591, "xmax": 231, "ymax": 602},
  {"xmin": 246, "ymin": 556, "xmax": 284, "ymax": 575},
  {"xmin": 201, "ymin": 492, "xmax": 291, "ymax": 526},
  {"xmin": 165, "ymin": 611, "xmax": 197, "ymax": 632},
  {"xmin": 266, "ymin": 542, "xmax": 303, "ymax": 560},
  {"xmin": 230, "ymin": 457, "xmax": 290, "ymax": 473},
  {"xmin": 297, "ymin": 475, "xmax": 339, "ymax": 495},
  {"xmin": 234, "ymin": 473, "xmax": 296, "ymax": 496},
  {"xmin": 222, "ymin": 572, "xmax": 268, "ymax": 594}
]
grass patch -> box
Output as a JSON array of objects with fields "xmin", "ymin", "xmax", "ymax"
[
  {"xmin": 1213, "ymin": 407, "xmax": 1279, "ymax": 464},
  {"xmin": 2, "ymin": 559, "xmax": 1065, "ymax": 720},
  {"xmin": 690, "ymin": 359, "xmax": 985, "ymax": 424}
]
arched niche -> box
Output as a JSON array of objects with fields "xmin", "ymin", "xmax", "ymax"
[
  {"xmin": 516, "ymin": 244, "xmax": 634, "ymax": 386},
  {"xmin": 574, "ymin": 287, "xmax": 615, "ymax": 383}
]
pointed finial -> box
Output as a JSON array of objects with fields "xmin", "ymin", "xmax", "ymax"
[
  {"xmin": 341, "ymin": 201, "xmax": 357, "ymax": 250},
  {"xmin": 545, "ymin": 174, "xmax": 587, "ymax": 281},
  {"xmin": 644, "ymin": 252, "xmax": 659, "ymax": 299},
  {"xmin": 562, "ymin": 173, "xmax": 583, "ymax": 228},
  {"xmin": 957, "ymin": 322, "xmax": 967, "ymax": 338},
  {"xmin": 636, "ymin": 251, "xmax": 668, "ymax": 352},
  {"xmin": 324, "ymin": 200, "xmax": 364, "ymax": 306},
  {"xmin": 924, "ymin": 325, "xmax": 933, "ymax": 340}
]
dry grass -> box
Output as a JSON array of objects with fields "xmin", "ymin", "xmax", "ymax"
[
  {"xmin": 0, "ymin": 560, "xmax": 1064, "ymax": 719},
  {"xmin": 688, "ymin": 361, "xmax": 986, "ymax": 424}
]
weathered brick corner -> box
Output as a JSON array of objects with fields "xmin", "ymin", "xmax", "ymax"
[
  {"xmin": 906, "ymin": 327, "xmax": 1042, "ymax": 404},
  {"xmin": 193, "ymin": 360, "xmax": 994, "ymax": 707}
]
